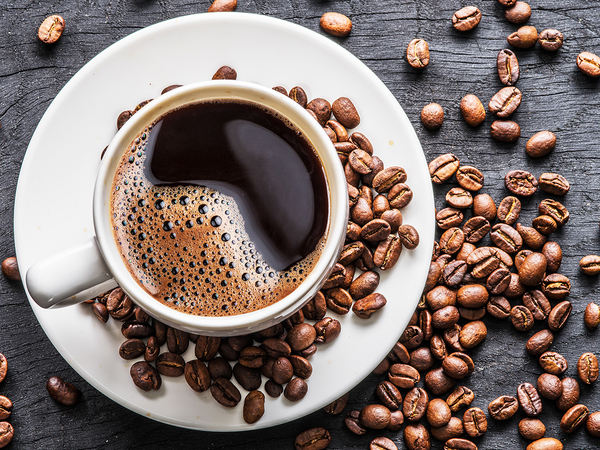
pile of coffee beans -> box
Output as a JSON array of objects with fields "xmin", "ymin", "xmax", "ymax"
[{"xmin": 0, "ymin": 353, "xmax": 14, "ymax": 449}]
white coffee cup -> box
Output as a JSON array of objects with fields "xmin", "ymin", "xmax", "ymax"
[{"xmin": 25, "ymin": 80, "xmax": 348, "ymax": 336}]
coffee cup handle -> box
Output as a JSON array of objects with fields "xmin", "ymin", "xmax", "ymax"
[{"xmin": 26, "ymin": 237, "xmax": 117, "ymax": 308}]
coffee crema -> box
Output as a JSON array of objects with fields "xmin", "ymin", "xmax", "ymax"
[{"xmin": 110, "ymin": 100, "xmax": 329, "ymax": 317}]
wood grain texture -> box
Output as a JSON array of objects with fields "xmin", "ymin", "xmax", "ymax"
[{"xmin": 0, "ymin": 0, "xmax": 599, "ymax": 448}]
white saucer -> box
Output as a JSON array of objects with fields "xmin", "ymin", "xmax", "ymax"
[{"xmin": 14, "ymin": 13, "xmax": 435, "ymax": 431}]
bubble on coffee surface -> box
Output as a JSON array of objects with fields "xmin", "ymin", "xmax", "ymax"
[{"xmin": 110, "ymin": 102, "xmax": 327, "ymax": 317}]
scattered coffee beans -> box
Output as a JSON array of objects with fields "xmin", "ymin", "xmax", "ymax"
[
  {"xmin": 46, "ymin": 375, "xmax": 81, "ymax": 406},
  {"xmin": 421, "ymin": 103, "xmax": 444, "ymax": 130},
  {"xmin": 1, "ymin": 257, "xmax": 20, "ymax": 281},
  {"xmin": 320, "ymin": 12, "xmax": 352, "ymax": 37},
  {"xmin": 460, "ymin": 95, "xmax": 486, "ymax": 127},
  {"xmin": 38, "ymin": 15, "xmax": 65, "ymax": 44},
  {"xmin": 577, "ymin": 51, "xmax": 600, "ymax": 77},
  {"xmin": 452, "ymin": 6, "xmax": 482, "ymax": 31},
  {"xmin": 208, "ymin": 0, "xmax": 237, "ymax": 12},
  {"xmin": 504, "ymin": 2, "xmax": 531, "ymax": 24}
]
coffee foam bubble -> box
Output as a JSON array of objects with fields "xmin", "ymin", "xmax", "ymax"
[{"xmin": 110, "ymin": 128, "xmax": 323, "ymax": 317}]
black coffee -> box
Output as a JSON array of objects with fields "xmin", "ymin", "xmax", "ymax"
[{"xmin": 110, "ymin": 100, "xmax": 329, "ymax": 316}]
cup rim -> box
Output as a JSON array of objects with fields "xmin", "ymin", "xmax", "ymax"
[{"xmin": 93, "ymin": 80, "xmax": 347, "ymax": 334}]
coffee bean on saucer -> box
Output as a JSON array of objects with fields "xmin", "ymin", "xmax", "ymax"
[
  {"xmin": 161, "ymin": 85, "xmax": 182, "ymax": 95},
  {"xmin": 406, "ymin": 39, "xmax": 430, "ymax": 69},
  {"xmin": 577, "ymin": 52, "xmax": 600, "ymax": 77},
  {"xmin": 320, "ymin": 12, "xmax": 352, "ymax": 37},
  {"xmin": 156, "ymin": 352, "xmax": 185, "ymax": 377},
  {"xmin": 38, "ymin": 15, "xmax": 65, "ymax": 44},
  {"xmin": 0, "ymin": 422, "xmax": 14, "ymax": 448},
  {"xmin": 452, "ymin": 6, "xmax": 482, "ymax": 31},
  {"xmin": 285, "ymin": 377, "xmax": 308, "ymax": 402},
  {"xmin": 210, "ymin": 377, "xmax": 241, "ymax": 407},
  {"xmin": 505, "ymin": 2, "xmax": 531, "ymax": 24},
  {"xmin": 507, "ymin": 25, "xmax": 538, "ymax": 48},
  {"xmin": 539, "ymin": 29, "xmax": 563, "ymax": 51},
  {"xmin": 208, "ymin": 0, "xmax": 237, "ymax": 12},
  {"xmin": 131, "ymin": 360, "xmax": 161, "ymax": 391},
  {"xmin": 295, "ymin": 427, "xmax": 331, "ymax": 450},
  {"xmin": 46, "ymin": 375, "xmax": 81, "ymax": 406},
  {"xmin": 119, "ymin": 338, "xmax": 146, "ymax": 360},
  {"xmin": 421, "ymin": 103, "xmax": 444, "ymax": 130},
  {"xmin": 332, "ymin": 97, "xmax": 360, "ymax": 128},
  {"xmin": 243, "ymin": 390, "xmax": 265, "ymax": 424},
  {"xmin": 460, "ymin": 94, "xmax": 486, "ymax": 126},
  {"xmin": 212, "ymin": 65, "xmax": 237, "ymax": 80},
  {"xmin": 116, "ymin": 110, "xmax": 133, "ymax": 130}
]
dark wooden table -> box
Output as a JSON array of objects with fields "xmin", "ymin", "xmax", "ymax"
[{"xmin": 1, "ymin": 1, "xmax": 599, "ymax": 448}]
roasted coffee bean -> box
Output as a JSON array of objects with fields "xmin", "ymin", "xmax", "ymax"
[
  {"xmin": 360, "ymin": 404, "xmax": 391, "ymax": 429},
  {"xmin": 403, "ymin": 387, "xmax": 429, "ymax": 421},
  {"xmin": 425, "ymin": 367, "xmax": 456, "ymax": 396},
  {"xmin": 527, "ymin": 438, "xmax": 563, "ymax": 450},
  {"xmin": 426, "ymin": 286, "xmax": 457, "ymax": 311},
  {"xmin": 471, "ymin": 194, "xmax": 496, "ymax": 221},
  {"xmin": 456, "ymin": 243, "xmax": 477, "ymax": 263},
  {"xmin": 288, "ymin": 86, "xmax": 308, "ymax": 108},
  {"xmin": 238, "ymin": 346, "xmax": 268, "ymax": 369},
  {"xmin": 373, "ymin": 195, "xmax": 390, "ymax": 218},
  {"xmin": 577, "ymin": 352, "xmax": 599, "ymax": 384},
  {"xmin": 515, "ymin": 249, "xmax": 533, "ymax": 271},
  {"xmin": 161, "ymin": 84, "xmax": 182, "ymax": 95},
  {"xmin": 46, "ymin": 375, "xmax": 81, "ymax": 406},
  {"xmin": 442, "ymin": 355, "xmax": 469, "ymax": 379},
  {"xmin": 329, "ymin": 120, "xmax": 349, "ymax": 143},
  {"xmin": 325, "ymin": 287, "xmax": 353, "ymax": 315},
  {"xmin": 184, "ymin": 359, "xmax": 211, "ymax": 392},
  {"xmin": 460, "ymin": 95, "xmax": 486, "ymax": 127},
  {"xmin": 363, "ymin": 156, "xmax": 384, "ymax": 187},
  {"xmin": 286, "ymin": 323, "xmax": 316, "ymax": 352},
  {"xmin": 376, "ymin": 380, "xmax": 403, "ymax": 410},
  {"xmin": 0, "ymin": 396, "xmax": 12, "ymax": 421},
  {"xmin": 349, "ymin": 271, "xmax": 380, "ymax": 299},
  {"xmin": 340, "ymin": 241, "xmax": 365, "ymax": 265},
  {"xmin": 431, "ymin": 416, "xmax": 464, "ymax": 441},
  {"xmin": 353, "ymin": 293, "xmax": 387, "ymax": 319},
  {"xmin": 491, "ymin": 120, "xmax": 521, "ymax": 142},
  {"xmin": 261, "ymin": 338, "xmax": 291, "ymax": 359},
  {"xmin": 349, "ymin": 149, "xmax": 375, "ymax": 175},
  {"xmin": 195, "ymin": 336, "xmax": 221, "ymax": 361},
  {"xmin": 373, "ymin": 166, "xmax": 407, "ymax": 193},
  {"xmin": 540, "ymin": 351, "xmax": 568, "ymax": 375},
  {"xmin": 527, "ymin": 330, "xmax": 554, "ymax": 356},
  {"xmin": 459, "ymin": 321, "xmax": 487, "ymax": 349},
  {"xmin": 153, "ymin": 320, "xmax": 168, "ymax": 346},
  {"xmin": 505, "ymin": 170, "xmax": 537, "ymax": 196},
  {"xmin": 241, "ymin": 390, "xmax": 265, "ymax": 425},
  {"xmin": 452, "ymin": 6, "xmax": 482, "ymax": 31},
  {"xmin": 374, "ymin": 235, "xmax": 402, "ymax": 270},
  {"xmin": 321, "ymin": 263, "xmax": 345, "ymax": 290},
  {"xmin": 262, "ymin": 379, "xmax": 282, "ymax": 398},
  {"xmin": 526, "ymin": 131, "xmax": 556, "ymax": 158},
  {"xmin": 497, "ymin": 49, "xmax": 520, "ymax": 86},
  {"xmin": 518, "ymin": 253, "xmax": 547, "ymax": 286},
  {"xmin": 424, "ymin": 262, "xmax": 443, "ymax": 292},
  {"xmin": 389, "ymin": 342, "xmax": 411, "ymax": 364},
  {"xmin": 156, "ymin": 352, "xmax": 185, "ymax": 377},
  {"xmin": 1, "ymin": 257, "xmax": 21, "ymax": 282},
  {"xmin": 403, "ymin": 423, "xmax": 431, "ymax": 450},
  {"xmin": 320, "ymin": 11, "xmax": 352, "ymax": 37},
  {"xmin": 577, "ymin": 51, "xmax": 600, "ymax": 77},
  {"xmin": 212, "ymin": 65, "xmax": 237, "ymax": 80},
  {"xmin": 233, "ymin": 363, "xmax": 261, "ymax": 390},
  {"xmin": 490, "ymin": 223, "xmax": 522, "ymax": 253},
  {"xmin": 489, "ymin": 87, "xmax": 522, "ymax": 118},
  {"xmin": 442, "ymin": 260, "xmax": 467, "ymax": 287},
  {"xmin": 306, "ymin": 98, "xmax": 332, "ymax": 126},
  {"xmin": 0, "ymin": 422, "xmax": 14, "ymax": 447},
  {"xmin": 332, "ymin": 97, "xmax": 360, "ymax": 128},
  {"xmin": 518, "ymin": 223, "xmax": 548, "ymax": 251},
  {"xmin": 410, "ymin": 347, "xmax": 434, "ymax": 372},
  {"xmin": 398, "ymin": 225, "xmax": 420, "ymax": 250},
  {"xmin": 518, "ymin": 382, "xmax": 543, "ymax": 416},
  {"xmin": 580, "ymin": 255, "xmax": 600, "ymax": 276},
  {"xmin": 337, "ymin": 142, "xmax": 356, "ymax": 164},
  {"xmin": 345, "ymin": 410, "xmax": 368, "ymax": 435},
  {"xmin": 429, "ymin": 153, "xmax": 460, "ymax": 184},
  {"xmin": 522, "ymin": 291, "xmax": 551, "ymax": 321},
  {"xmin": 388, "ymin": 184, "xmax": 413, "ymax": 210},
  {"xmin": 447, "ymin": 386, "xmax": 474, "ymax": 412},
  {"xmin": 119, "ymin": 338, "xmax": 146, "ymax": 360},
  {"xmin": 485, "ymin": 268, "xmax": 510, "ymax": 295},
  {"xmin": 210, "ymin": 377, "xmax": 241, "ymax": 407},
  {"xmin": 488, "ymin": 395, "xmax": 518, "ymax": 420},
  {"xmin": 436, "ymin": 254, "xmax": 453, "ymax": 271},
  {"xmin": 485, "ymin": 296, "xmax": 509, "ymax": 319},
  {"xmin": 462, "ymin": 216, "xmax": 489, "ymax": 243},
  {"xmin": 406, "ymin": 38, "xmax": 430, "ymax": 68},
  {"xmin": 387, "ymin": 410, "xmax": 405, "ymax": 431},
  {"xmin": 116, "ymin": 110, "xmax": 133, "ymax": 130},
  {"xmin": 437, "ymin": 208, "xmax": 464, "ymax": 230},
  {"xmin": 538, "ymin": 373, "xmax": 562, "ymax": 400},
  {"xmin": 507, "ymin": 25, "xmax": 538, "ymax": 48},
  {"xmin": 511, "ymin": 305, "xmax": 534, "ymax": 332},
  {"xmin": 370, "ymin": 437, "xmax": 397, "ymax": 450},
  {"xmin": 446, "ymin": 187, "xmax": 473, "ymax": 209},
  {"xmin": 427, "ymin": 398, "xmax": 452, "ymax": 428},
  {"xmin": 457, "ymin": 285, "xmax": 488, "ymax": 309},
  {"xmin": 541, "ymin": 273, "xmax": 570, "ymax": 300},
  {"xmin": 519, "ymin": 418, "xmax": 546, "ymax": 440},
  {"xmin": 121, "ymin": 321, "xmax": 154, "ymax": 339},
  {"xmin": 92, "ymin": 302, "xmax": 109, "ymax": 323},
  {"xmin": 345, "ymin": 161, "xmax": 361, "ymax": 187},
  {"xmin": 208, "ymin": 0, "xmax": 237, "ymax": 12},
  {"xmin": 542, "ymin": 241, "xmax": 562, "ymax": 273},
  {"xmin": 504, "ymin": 273, "xmax": 526, "ymax": 298},
  {"xmin": 323, "ymin": 392, "xmax": 349, "ymax": 415},
  {"xmin": 38, "ymin": 14, "xmax": 65, "ymax": 43},
  {"xmin": 440, "ymin": 228, "xmax": 465, "ymax": 255},
  {"xmin": 444, "ymin": 438, "xmax": 477, "ymax": 450},
  {"xmin": 548, "ymin": 301, "xmax": 572, "ymax": 331},
  {"xmin": 505, "ymin": 1, "xmax": 531, "ymax": 23},
  {"xmin": 444, "ymin": 324, "xmax": 465, "ymax": 353},
  {"xmin": 400, "ymin": 326, "xmax": 424, "ymax": 349},
  {"xmin": 388, "ymin": 364, "xmax": 420, "ymax": 389},
  {"xmin": 455, "ymin": 166, "xmax": 483, "ymax": 192},
  {"xmin": 497, "ymin": 196, "xmax": 521, "ymax": 224},
  {"xmin": 350, "ymin": 132, "xmax": 373, "ymax": 154},
  {"xmin": 421, "ymin": 103, "xmax": 444, "ymax": 130},
  {"xmin": 532, "ymin": 215, "xmax": 557, "ymax": 235},
  {"xmin": 587, "ymin": 411, "xmax": 600, "ymax": 437},
  {"xmin": 463, "ymin": 407, "xmax": 487, "ymax": 437},
  {"xmin": 539, "ymin": 199, "xmax": 569, "ymax": 226},
  {"xmin": 557, "ymin": 377, "xmax": 580, "ymax": 411},
  {"xmin": 561, "ymin": 404, "xmax": 589, "ymax": 433},
  {"xmin": 431, "ymin": 334, "xmax": 449, "ymax": 360},
  {"xmin": 166, "ymin": 328, "xmax": 189, "ymax": 354},
  {"xmin": 130, "ymin": 361, "xmax": 161, "ymax": 391},
  {"xmin": 585, "ymin": 302, "xmax": 600, "ymax": 330},
  {"xmin": 106, "ymin": 288, "xmax": 133, "ymax": 320},
  {"xmin": 314, "ymin": 317, "xmax": 341, "ymax": 344}
]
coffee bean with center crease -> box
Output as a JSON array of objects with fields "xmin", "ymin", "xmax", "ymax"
[
  {"xmin": 463, "ymin": 407, "xmax": 487, "ymax": 437},
  {"xmin": 437, "ymin": 208, "xmax": 464, "ymax": 230},
  {"xmin": 398, "ymin": 224, "xmax": 420, "ymax": 250},
  {"xmin": 487, "ymin": 295, "xmax": 511, "ymax": 319},
  {"xmin": 429, "ymin": 154, "xmax": 460, "ymax": 183},
  {"xmin": 522, "ymin": 291, "xmax": 551, "ymax": 321},
  {"xmin": 446, "ymin": 187, "xmax": 473, "ymax": 209},
  {"xmin": 400, "ymin": 326, "xmax": 424, "ymax": 349},
  {"xmin": 486, "ymin": 268, "xmax": 510, "ymax": 294},
  {"xmin": 349, "ymin": 149, "xmax": 375, "ymax": 175},
  {"xmin": 0, "ymin": 422, "xmax": 14, "ymax": 448},
  {"xmin": 208, "ymin": 0, "xmax": 237, "ymax": 12},
  {"xmin": 466, "ymin": 246, "xmax": 501, "ymax": 279},
  {"xmin": 370, "ymin": 437, "xmax": 397, "ymax": 450},
  {"xmin": 561, "ymin": 404, "xmax": 589, "ymax": 433},
  {"xmin": 353, "ymin": 293, "xmax": 387, "ymax": 319},
  {"xmin": 38, "ymin": 14, "xmax": 65, "ymax": 44},
  {"xmin": 442, "ymin": 355, "xmax": 469, "ymax": 379},
  {"xmin": 488, "ymin": 395, "xmax": 519, "ymax": 420},
  {"xmin": 388, "ymin": 364, "xmax": 420, "ymax": 389},
  {"xmin": 184, "ymin": 359, "xmax": 211, "ymax": 392},
  {"xmin": 548, "ymin": 301, "xmax": 572, "ymax": 331},
  {"xmin": 462, "ymin": 216, "xmax": 490, "ymax": 243},
  {"xmin": 373, "ymin": 166, "xmax": 407, "ymax": 193},
  {"xmin": 538, "ymin": 28, "xmax": 563, "ymax": 51},
  {"xmin": 577, "ymin": 52, "xmax": 600, "ymax": 77},
  {"xmin": 388, "ymin": 183, "xmax": 413, "ymax": 209},
  {"xmin": 518, "ymin": 382, "xmax": 543, "ymax": 416},
  {"xmin": 440, "ymin": 228, "xmax": 465, "ymax": 255},
  {"xmin": 325, "ymin": 287, "xmax": 353, "ymax": 315},
  {"xmin": 505, "ymin": 170, "xmax": 538, "ymax": 196},
  {"xmin": 577, "ymin": 352, "xmax": 599, "ymax": 384},
  {"xmin": 526, "ymin": 131, "xmax": 556, "ymax": 158},
  {"xmin": 166, "ymin": 327, "xmax": 189, "ymax": 354},
  {"xmin": 443, "ymin": 260, "xmax": 467, "ymax": 287},
  {"xmin": 118, "ymin": 338, "xmax": 146, "ymax": 360},
  {"xmin": 0, "ymin": 396, "xmax": 11, "ymax": 421},
  {"xmin": 460, "ymin": 95, "xmax": 486, "ymax": 127},
  {"xmin": 497, "ymin": 196, "xmax": 521, "ymax": 224},
  {"xmin": 455, "ymin": 166, "xmax": 483, "ymax": 191},
  {"xmin": 505, "ymin": 1, "xmax": 531, "ymax": 24},
  {"xmin": 580, "ymin": 255, "xmax": 600, "ymax": 276},
  {"xmin": 210, "ymin": 377, "xmax": 241, "ymax": 407},
  {"xmin": 491, "ymin": 120, "xmax": 521, "ymax": 142},
  {"xmin": 527, "ymin": 329, "xmax": 554, "ymax": 356},
  {"xmin": 533, "ymin": 215, "xmax": 558, "ymax": 235},
  {"xmin": 541, "ymin": 273, "xmax": 570, "ymax": 300},
  {"xmin": 314, "ymin": 317, "xmax": 341, "ymax": 343},
  {"xmin": 376, "ymin": 380, "xmax": 403, "ymax": 410},
  {"xmin": 539, "ymin": 199, "xmax": 569, "ymax": 226},
  {"xmin": 511, "ymin": 305, "xmax": 534, "ymax": 331},
  {"xmin": 490, "ymin": 223, "xmax": 522, "ymax": 253},
  {"xmin": 374, "ymin": 235, "xmax": 402, "ymax": 270},
  {"xmin": 324, "ymin": 392, "xmax": 349, "ymax": 415},
  {"xmin": 508, "ymin": 25, "xmax": 538, "ymax": 48},
  {"xmin": 497, "ymin": 49, "xmax": 520, "ymax": 86},
  {"xmin": 106, "ymin": 288, "xmax": 133, "ymax": 320},
  {"xmin": 444, "ymin": 438, "xmax": 477, "ymax": 450},
  {"xmin": 406, "ymin": 39, "xmax": 430, "ymax": 68},
  {"xmin": 345, "ymin": 410, "xmax": 367, "ymax": 435},
  {"xmin": 489, "ymin": 87, "xmax": 522, "ymax": 118},
  {"xmin": 403, "ymin": 423, "xmax": 431, "ymax": 450},
  {"xmin": 446, "ymin": 386, "xmax": 474, "ymax": 412},
  {"xmin": 156, "ymin": 352, "xmax": 185, "ymax": 377},
  {"xmin": 452, "ymin": 6, "xmax": 482, "ymax": 31},
  {"xmin": 540, "ymin": 351, "xmax": 568, "ymax": 375},
  {"xmin": 130, "ymin": 361, "xmax": 162, "ymax": 391},
  {"xmin": 403, "ymin": 387, "xmax": 429, "ymax": 421},
  {"xmin": 195, "ymin": 335, "xmax": 220, "ymax": 361}
]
